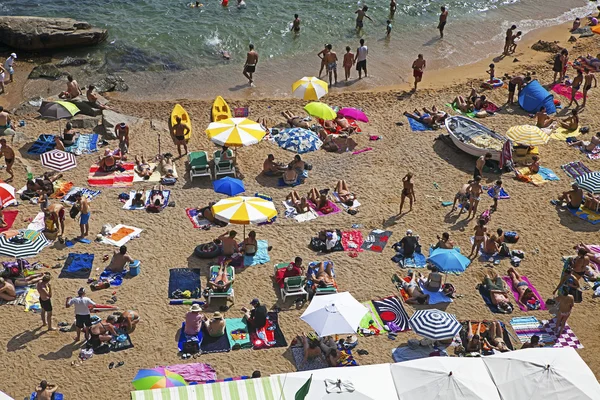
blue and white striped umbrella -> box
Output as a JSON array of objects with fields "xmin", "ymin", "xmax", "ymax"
[
  {"xmin": 576, "ymin": 171, "xmax": 600, "ymax": 194},
  {"xmin": 409, "ymin": 309, "xmax": 461, "ymax": 340},
  {"xmin": 274, "ymin": 128, "xmax": 322, "ymax": 154},
  {"xmin": 0, "ymin": 230, "xmax": 50, "ymax": 258}
]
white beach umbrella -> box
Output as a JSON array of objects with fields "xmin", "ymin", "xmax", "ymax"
[{"xmin": 300, "ymin": 292, "xmax": 368, "ymax": 337}]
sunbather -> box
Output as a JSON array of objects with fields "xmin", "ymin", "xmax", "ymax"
[
  {"xmin": 507, "ymin": 267, "xmax": 539, "ymax": 309},
  {"xmin": 218, "ymin": 230, "xmax": 239, "ymax": 256},
  {"xmin": 452, "ymin": 96, "xmax": 473, "ymax": 113},
  {"xmin": 466, "ymin": 321, "xmax": 483, "ymax": 353},
  {"xmin": 535, "ymin": 106, "xmax": 555, "ymax": 128},
  {"xmin": 569, "ymin": 245, "xmax": 600, "ymax": 281},
  {"xmin": 334, "ymin": 116, "xmax": 357, "ymax": 134},
  {"xmin": 335, "ymin": 180, "xmax": 356, "ymax": 206},
  {"xmin": 553, "ymin": 266, "xmax": 581, "ymax": 296},
  {"xmin": 88, "ymin": 315, "xmax": 118, "ymax": 349},
  {"xmin": 117, "ymin": 310, "xmax": 140, "ymax": 333},
  {"xmin": 159, "ymin": 153, "xmax": 176, "ymax": 178},
  {"xmin": 308, "ymin": 188, "xmax": 330, "ymax": 211},
  {"xmin": 283, "ymin": 165, "xmax": 299, "ymax": 185},
  {"xmin": 0, "ymin": 277, "xmax": 16, "ymax": 301},
  {"xmin": 424, "ymin": 267, "xmax": 443, "ymax": 291},
  {"xmin": 297, "ymin": 333, "xmax": 325, "ymax": 366},
  {"xmin": 1, "ymin": 271, "xmax": 45, "ymax": 287},
  {"xmin": 481, "ymin": 270, "xmax": 513, "ymax": 313},
  {"xmin": 401, "ymin": 271, "xmax": 429, "ymax": 305},
  {"xmin": 106, "ymin": 245, "xmax": 134, "ymax": 273},
  {"xmin": 484, "ymin": 321, "xmax": 510, "ymax": 352},
  {"xmin": 282, "ymin": 110, "xmax": 310, "ymax": 129},
  {"xmin": 131, "ymin": 190, "xmax": 146, "ymax": 208},
  {"xmin": 559, "ymin": 109, "xmax": 579, "ymax": 130},
  {"xmin": 483, "ymin": 234, "xmax": 499, "ymax": 254},
  {"xmin": 310, "ymin": 261, "xmax": 335, "ymax": 287},
  {"xmin": 208, "ymin": 265, "xmax": 234, "ymax": 292},
  {"xmin": 521, "ymin": 334, "xmax": 542, "ymax": 349},
  {"xmin": 404, "ymin": 109, "xmax": 435, "ymax": 127},
  {"xmin": 433, "ymin": 232, "xmax": 455, "ymax": 249},
  {"xmin": 568, "ymin": 131, "xmax": 600, "ymax": 152},
  {"xmin": 205, "ymin": 311, "xmax": 226, "ymax": 337},
  {"xmin": 98, "ymin": 149, "xmax": 122, "ymax": 172},
  {"xmin": 184, "ymin": 304, "xmax": 205, "ymax": 336},
  {"xmin": 241, "ymin": 230, "xmax": 258, "ymax": 256},
  {"xmin": 558, "ymin": 183, "xmax": 584, "ymax": 209},
  {"xmin": 196, "ymin": 202, "xmax": 227, "ymax": 226},
  {"xmin": 35, "ymin": 380, "xmax": 58, "ymax": 400},
  {"xmin": 286, "ymin": 191, "xmax": 309, "ymax": 213},
  {"xmin": 146, "ymin": 184, "xmax": 165, "ymax": 212},
  {"xmin": 134, "ymin": 155, "xmax": 155, "ymax": 179}
]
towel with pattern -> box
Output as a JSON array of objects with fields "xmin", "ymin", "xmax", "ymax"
[
  {"xmin": 371, "ymin": 296, "xmax": 410, "ymax": 332},
  {"xmin": 27, "ymin": 134, "xmax": 56, "ymax": 155},
  {"xmin": 61, "ymin": 187, "xmax": 101, "ymax": 206},
  {"xmin": 561, "ymin": 161, "xmax": 591, "ymax": 179},
  {"xmin": 341, "ymin": 230, "xmax": 364, "ymax": 252},
  {"xmin": 551, "ymin": 83, "xmax": 583, "ymax": 101},
  {"xmin": 567, "ymin": 206, "xmax": 600, "ymax": 224},
  {"xmin": 65, "ymin": 133, "xmax": 99, "ymax": 155},
  {"xmin": 88, "ymin": 163, "xmax": 135, "ymax": 187}
]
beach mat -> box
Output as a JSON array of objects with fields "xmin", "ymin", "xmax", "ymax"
[
  {"xmin": 478, "ymin": 285, "xmax": 503, "ymax": 314},
  {"xmin": 567, "ymin": 206, "xmax": 600, "ymax": 224},
  {"xmin": 27, "ymin": 134, "xmax": 56, "ymax": 155},
  {"xmin": 282, "ymin": 200, "xmax": 318, "ymax": 223},
  {"xmin": 406, "ymin": 117, "xmax": 432, "ymax": 131},
  {"xmin": 291, "ymin": 346, "xmax": 329, "ymax": 371},
  {"xmin": 133, "ymin": 163, "xmax": 162, "ymax": 182},
  {"xmin": 341, "ymin": 230, "xmax": 364, "ymax": 252},
  {"xmin": 200, "ymin": 324, "xmax": 231, "ymax": 353},
  {"xmin": 538, "ymin": 166, "xmax": 560, "ymax": 181},
  {"xmin": 510, "ymin": 316, "xmax": 583, "ymax": 349},
  {"xmin": 243, "ymin": 239, "xmax": 270, "ymax": 267},
  {"xmin": 418, "ymin": 281, "xmax": 453, "ymax": 305},
  {"xmin": 552, "ymin": 126, "xmax": 580, "ymax": 141},
  {"xmin": 501, "ymin": 275, "xmax": 547, "ymax": 311},
  {"xmin": 358, "ymin": 301, "xmax": 383, "ymax": 336},
  {"xmin": 100, "ymin": 224, "xmax": 142, "ymax": 247},
  {"xmin": 332, "ymin": 192, "xmax": 361, "ymax": 210},
  {"xmin": 446, "ymin": 103, "xmax": 476, "ymax": 118},
  {"xmin": 371, "ymin": 296, "xmax": 410, "ymax": 332},
  {"xmin": 177, "ymin": 322, "xmax": 203, "ymax": 352},
  {"xmin": 185, "ymin": 208, "xmax": 215, "ymax": 229},
  {"xmin": 550, "ymin": 83, "xmax": 583, "ymax": 101},
  {"xmin": 61, "ymin": 187, "xmax": 101, "ymax": 206},
  {"xmin": 226, "ymin": 318, "xmax": 252, "ymax": 349},
  {"xmin": 308, "ymin": 200, "xmax": 341, "ymax": 217},
  {"xmin": 168, "ymin": 268, "xmax": 201, "ymax": 299},
  {"xmin": 361, "ymin": 230, "xmax": 393, "ymax": 253},
  {"xmin": 249, "ymin": 312, "xmax": 287, "ymax": 350},
  {"xmin": 87, "ymin": 163, "xmax": 135, "ymax": 187},
  {"xmin": 66, "ymin": 133, "xmax": 99, "ymax": 155},
  {"xmin": 27, "ymin": 212, "xmax": 45, "ymax": 232},
  {"xmin": 158, "ymin": 362, "xmax": 217, "ymax": 383},
  {"xmin": 59, "ymin": 253, "xmax": 94, "ymax": 279},
  {"xmin": 48, "ymin": 181, "xmax": 74, "ymax": 200},
  {"xmin": 561, "ymin": 161, "xmax": 591, "ymax": 179},
  {"xmin": 0, "ymin": 210, "xmax": 18, "ymax": 233},
  {"xmin": 0, "ymin": 286, "xmax": 27, "ymax": 306}
]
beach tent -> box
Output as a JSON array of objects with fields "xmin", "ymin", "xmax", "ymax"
[
  {"xmin": 390, "ymin": 357, "xmax": 500, "ymax": 400},
  {"xmin": 130, "ymin": 376, "xmax": 285, "ymax": 400},
  {"xmin": 518, "ymin": 80, "xmax": 556, "ymax": 114},
  {"xmin": 482, "ymin": 347, "xmax": 600, "ymax": 400}
]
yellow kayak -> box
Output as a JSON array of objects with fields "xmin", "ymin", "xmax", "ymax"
[
  {"xmin": 212, "ymin": 96, "xmax": 232, "ymax": 122},
  {"xmin": 170, "ymin": 103, "xmax": 192, "ymax": 141}
]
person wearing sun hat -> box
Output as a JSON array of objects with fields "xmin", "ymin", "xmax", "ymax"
[
  {"xmin": 184, "ymin": 303, "xmax": 205, "ymax": 336},
  {"xmin": 4, "ymin": 53, "xmax": 16, "ymax": 83},
  {"xmin": 206, "ymin": 311, "xmax": 226, "ymax": 337}
]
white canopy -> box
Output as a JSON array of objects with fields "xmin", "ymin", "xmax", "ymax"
[
  {"xmin": 483, "ymin": 347, "xmax": 600, "ymax": 400},
  {"xmin": 391, "ymin": 357, "xmax": 500, "ymax": 400},
  {"xmin": 300, "ymin": 292, "xmax": 368, "ymax": 337}
]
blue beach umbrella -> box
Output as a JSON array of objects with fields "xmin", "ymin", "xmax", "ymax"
[
  {"xmin": 274, "ymin": 128, "xmax": 323, "ymax": 154},
  {"xmin": 427, "ymin": 247, "xmax": 471, "ymax": 274},
  {"xmin": 213, "ymin": 176, "xmax": 245, "ymax": 196}
]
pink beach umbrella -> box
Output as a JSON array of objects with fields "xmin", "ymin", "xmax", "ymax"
[{"xmin": 337, "ymin": 107, "xmax": 369, "ymax": 123}]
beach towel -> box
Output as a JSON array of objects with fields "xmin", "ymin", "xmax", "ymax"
[
  {"xmin": 59, "ymin": 253, "xmax": 94, "ymax": 279},
  {"xmin": 371, "ymin": 296, "xmax": 410, "ymax": 332},
  {"xmin": 478, "ymin": 285, "xmax": 502, "ymax": 313},
  {"xmin": 233, "ymin": 107, "xmax": 249, "ymax": 117},
  {"xmin": 551, "ymin": 83, "xmax": 583, "ymax": 101},
  {"xmin": 24, "ymin": 288, "xmax": 40, "ymax": 312},
  {"xmin": 177, "ymin": 322, "xmax": 203, "ymax": 352},
  {"xmin": 100, "ymin": 224, "xmax": 142, "ymax": 247},
  {"xmin": 418, "ymin": 281, "xmax": 453, "ymax": 305},
  {"xmin": 484, "ymin": 102, "xmax": 500, "ymax": 113},
  {"xmin": 358, "ymin": 301, "xmax": 383, "ymax": 336},
  {"xmin": 332, "ymin": 192, "xmax": 361, "ymax": 210},
  {"xmin": 110, "ymin": 331, "xmax": 134, "ymax": 352},
  {"xmin": 133, "ymin": 163, "xmax": 162, "ymax": 182},
  {"xmin": 407, "ymin": 117, "xmax": 432, "ymax": 131},
  {"xmin": 199, "ymin": 324, "xmax": 231, "ymax": 353},
  {"xmin": 99, "ymin": 268, "xmax": 127, "ymax": 286},
  {"xmin": 243, "ymin": 239, "xmax": 270, "ymax": 267},
  {"xmin": 168, "ymin": 268, "xmax": 201, "ymax": 299},
  {"xmin": 88, "ymin": 163, "xmax": 135, "ymax": 187},
  {"xmin": 552, "ymin": 127, "xmax": 580, "ymax": 141},
  {"xmin": 581, "ymin": 144, "xmax": 600, "ymax": 161},
  {"xmin": 30, "ymin": 393, "xmax": 64, "ymax": 400},
  {"xmin": 249, "ymin": 312, "xmax": 287, "ymax": 350},
  {"xmin": 25, "ymin": 212, "xmax": 45, "ymax": 232},
  {"xmin": 291, "ymin": 346, "xmax": 329, "ymax": 371},
  {"xmin": 27, "ymin": 134, "xmax": 56, "ymax": 155},
  {"xmin": 392, "ymin": 345, "xmax": 436, "ymax": 363},
  {"xmin": 567, "ymin": 206, "xmax": 600, "ymax": 224},
  {"xmin": 510, "ymin": 317, "xmax": 583, "ymax": 349},
  {"xmin": 185, "ymin": 207, "xmax": 218, "ymax": 229},
  {"xmin": 145, "ymin": 190, "xmax": 171, "ymax": 209},
  {"xmin": 341, "ymin": 230, "xmax": 364, "ymax": 252},
  {"xmin": 397, "ymin": 252, "xmax": 427, "ymax": 269},
  {"xmin": 446, "ymin": 103, "xmax": 476, "ymax": 118},
  {"xmin": 542, "ymin": 319, "xmax": 584, "ymax": 349},
  {"xmin": 0, "ymin": 210, "xmax": 18, "ymax": 233},
  {"xmin": 308, "ymin": 200, "xmax": 341, "ymax": 217},
  {"xmin": 538, "ymin": 167, "xmax": 560, "ymax": 181},
  {"xmin": 486, "ymin": 187, "xmax": 510, "ymax": 200},
  {"xmin": 282, "ymin": 200, "xmax": 318, "ymax": 223},
  {"xmin": 561, "ymin": 161, "xmax": 591, "ymax": 179},
  {"xmin": 66, "ymin": 133, "xmax": 99, "ymax": 155},
  {"xmin": 0, "ymin": 286, "xmax": 27, "ymax": 306},
  {"xmin": 159, "ymin": 362, "xmax": 217, "ymax": 383},
  {"xmin": 361, "ymin": 230, "xmax": 393, "ymax": 252},
  {"xmin": 501, "ymin": 275, "xmax": 547, "ymax": 311},
  {"xmin": 48, "ymin": 181, "xmax": 74, "ymax": 200},
  {"xmin": 61, "ymin": 187, "xmax": 101, "ymax": 206},
  {"xmin": 122, "ymin": 190, "xmax": 146, "ymax": 210},
  {"xmin": 226, "ymin": 318, "xmax": 252, "ymax": 349}
]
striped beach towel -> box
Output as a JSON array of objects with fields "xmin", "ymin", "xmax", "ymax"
[{"xmin": 88, "ymin": 163, "xmax": 135, "ymax": 187}]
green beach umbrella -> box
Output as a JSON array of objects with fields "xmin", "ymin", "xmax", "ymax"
[
  {"xmin": 132, "ymin": 367, "xmax": 187, "ymax": 390},
  {"xmin": 38, "ymin": 101, "xmax": 80, "ymax": 120},
  {"xmin": 304, "ymin": 102, "xmax": 336, "ymax": 121}
]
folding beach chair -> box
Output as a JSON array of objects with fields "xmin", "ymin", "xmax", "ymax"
[
  {"xmin": 188, "ymin": 151, "xmax": 212, "ymax": 181},
  {"xmin": 274, "ymin": 263, "xmax": 307, "ymax": 302},
  {"xmin": 207, "ymin": 265, "xmax": 235, "ymax": 304},
  {"xmin": 213, "ymin": 149, "xmax": 236, "ymax": 178}
]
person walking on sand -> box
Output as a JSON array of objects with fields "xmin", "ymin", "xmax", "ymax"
[
  {"xmin": 568, "ymin": 69, "xmax": 583, "ymax": 108},
  {"xmin": 343, "ymin": 46, "xmax": 355, "ymax": 81},
  {"xmin": 0, "ymin": 138, "xmax": 15, "ymax": 183},
  {"xmin": 171, "ymin": 116, "xmax": 190, "ymax": 157},
  {"xmin": 503, "ymin": 25, "xmax": 516, "ymax": 55},
  {"xmin": 37, "ymin": 274, "xmax": 56, "ymax": 331},
  {"xmin": 66, "ymin": 287, "xmax": 96, "ymax": 341},
  {"xmin": 75, "ymin": 192, "xmax": 90, "ymax": 240},
  {"xmin": 324, "ymin": 44, "xmax": 338, "ymax": 86},
  {"xmin": 438, "ymin": 7, "xmax": 448, "ymax": 38},
  {"xmin": 317, "ymin": 44, "xmax": 330, "ymax": 78},
  {"xmin": 355, "ymin": 5, "xmax": 373, "ymax": 32},
  {"xmin": 398, "ymin": 173, "xmax": 416, "ymax": 214},
  {"xmin": 4, "ymin": 53, "xmax": 16, "ymax": 83},
  {"xmin": 115, "ymin": 122, "xmax": 130, "ymax": 156},
  {"xmin": 582, "ymin": 68, "xmax": 597, "ymax": 107},
  {"xmin": 243, "ymin": 44, "xmax": 259, "ymax": 86},
  {"xmin": 0, "ymin": 65, "xmax": 5, "ymax": 95},
  {"xmin": 411, "ymin": 54, "xmax": 426, "ymax": 92},
  {"xmin": 291, "ymin": 14, "xmax": 301, "ymax": 33},
  {"xmin": 356, "ymin": 39, "xmax": 368, "ymax": 79}
]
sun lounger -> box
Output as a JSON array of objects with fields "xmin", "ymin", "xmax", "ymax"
[
  {"xmin": 306, "ymin": 261, "xmax": 337, "ymax": 295},
  {"xmin": 207, "ymin": 265, "xmax": 235, "ymax": 304},
  {"xmin": 213, "ymin": 149, "xmax": 236, "ymax": 178},
  {"xmin": 274, "ymin": 263, "xmax": 308, "ymax": 302},
  {"xmin": 188, "ymin": 151, "xmax": 211, "ymax": 180}
]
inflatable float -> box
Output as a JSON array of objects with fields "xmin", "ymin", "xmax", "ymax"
[{"xmin": 194, "ymin": 242, "xmax": 221, "ymax": 258}]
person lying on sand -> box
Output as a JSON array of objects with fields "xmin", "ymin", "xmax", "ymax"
[
  {"xmin": 404, "ymin": 106, "xmax": 448, "ymax": 127},
  {"xmin": 335, "ymin": 180, "xmax": 356, "ymax": 206},
  {"xmin": 106, "ymin": 245, "xmax": 134, "ymax": 273},
  {"xmin": 26, "ymin": 172, "xmax": 61, "ymax": 195},
  {"xmin": 558, "ymin": 183, "xmax": 584, "ymax": 209},
  {"xmin": 484, "ymin": 321, "xmax": 511, "ymax": 352},
  {"xmin": 452, "ymin": 95, "xmax": 473, "ymax": 113},
  {"xmin": 334, "ymin": 116, "xmax": 356, "ymax": 134},
  {"xmin": 98, "ymin": 149, "xmax": 122, "ymax": 172},
  {"xmin": 196, "ymin": 202, "xmax": 228, "ymax": 226},
  {"xmin": 135, "ymin": 155, "xmax": 156, "ymax": 179},
  {"xmin": 507, "ymin": 267, "xmax": 539, "ymax": 308},
  {"xmin": 263, "ymin": 154, "xmax": 286, "ymax": 176},
  {"xmin": 286, "ymin": 191, "xmax": 309, "ymax": 213},
  {"xmin": 1, "ymin": 271, "xmax": 45, "ymax": 287},
  {"xmin": 481, "ymin": 270, "xmax": 513, "ymax": 313},
  {"xmin": 88, "ymin": 315, "xmax": 118, "ymax": 349},
  {"xmin": 208, "ymin": 265, "xmax": 234, "ymax": 292},
  {"xmin": 401, "ymin": 270, "xmax": 429, "ymax": 305},
  {"xmin": 159, "ymin": 153, "xmax": 175, "ymax": 178},
  {"xmin": 466, "ymin": 321, "xmax": 483, "ymax": 353},
  {"xmin": 568, "ymin": 131, "xmax": 600, "ymax": 152},
  {"xmin": 146, "ymin": 184, "xmax": 165, "ymax": 212},
  {"xmin": 468, "ymin": 88, "xmax": 488, "ymax": 110},
  {"xmin": 308, "ymin": 188, "xmax": 330, "ymax": 211},
  {"xmin": 559, "ymin": 109, "xmax": 579, "ymax": 130},
  {"xmin": 535, "ymin": 106, "xmax": 555, "ymax": 128},
  {"xmin": 282, "ymin": 111, "xmax": 310, "ymax": 129}
]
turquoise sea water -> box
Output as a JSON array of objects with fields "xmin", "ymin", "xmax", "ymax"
[{"xmin": 1, "ymin": 0, "xmax": 595, "ymax": 99}]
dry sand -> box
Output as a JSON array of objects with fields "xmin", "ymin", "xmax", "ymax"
[{"xmin": 1, "ymin": 21, "xmax": 600, "ymax": 400}]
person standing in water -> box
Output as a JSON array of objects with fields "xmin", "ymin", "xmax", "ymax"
[
  {"xmin": 389, "ymin": 0, "xmax": 397, "ymax": 18},
  {"xmin": 324, "ymin": 44, "xmax": 338, "ymax": 86},
  {"xmin": 438, "ymin": 7, "xmax": 448, "ymax": 38},
  {"xmin": 317, "ymin": 44, "xmax": 330, "ymax": 78},
  {"xmin": 243, "ymin": 44, "xmax": 259, "ymax": 86},
  {"xmin": 355, "ymin": 5, "xmax": 373, "ymax": 32},
  {"xmin": 356, "ymin": 39, "xmax": 368, "ymax": 79},
  {"xmin": 291, "ymin": 14, "xmax": 301, "ymax": 33},
  {"xmin": 343, "ymin": 46, "xmax": 355, "ymax": 82}
]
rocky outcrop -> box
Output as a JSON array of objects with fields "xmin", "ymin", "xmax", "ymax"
[
  {"xmin": 28, "ymin": 64, "xmax": 66, "ymax": 80},
  {"xmin": 0, "ymin": 16, "xmax": 107, "ymax": 51},
  {"xmin": 531, "ymin": 40, "xmax": 562, "ymax": 53},
  {"xmin": 93, "ymin": 75, "xmax": 128, "ymax": 93}
]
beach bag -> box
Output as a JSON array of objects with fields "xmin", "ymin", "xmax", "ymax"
[
  {"xmin": 69, "ymin": 204, "xmax": 80, "ymax": 219},
  {"xmin": 504, "ymin": 231, "xmax": 519, "ymax": 243},
  {"xmin": 161, "ymin": 177, "xmax": 177, "ymax": 186},
  {"xmin": 79, "ymin": 347, "xmax": 94, "ymax": 360},
  {"xmin": 182, "ymin": 340, "xmax": 199, "ymax": 354}
]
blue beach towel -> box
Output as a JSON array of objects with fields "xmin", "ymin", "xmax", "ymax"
[
  {"xmin": 567, "ymin": 207, "xmax": 600, "ymax": 225},
  {"xmin": 407, "ymin": 118, "xmax": 432, "ymax": 132},
  {"xmin": 31, "ymin": 393, "xmax": 64, "ymax": 400},
  {"xmin": 487, "ymin": 187, "xmax": 510, "ymax": 200},
  {"xmin": 99, "ymin": 268, "xmax": 127, "ymax": 286},
  {"xmin": 65, "ymin": 133, "xmax": 99, "ymax": 155},
  {"xmin": 538, "ymin": 167, "xmax": 559, "ymax": 181},
  {"xmin": 200, "ymin": 324, "xmax": 231, "ymax": 353},
  {"xmin": 395, "ymin": 252, "xmax": 427, "ymax": 269},
  {"xmin": 146, "ymin": 190, "xmax": 171, "ymax": 209},
  {"xmin": 177, "ymin": 322, "xmax": 203, "ymax": 352},
  {"xmin": 244, "ymin": 239, "xmax": 270, "ymax": 267},
  {"xmin": 59, "ymin": 253, "xmax": 94, "ymax": 279},
  {"xmin": 27, "ymin": 134, "xmax": 56, "ymax": 155},
  {"xmin": 168, "ymin": 268, "xmax": 201, "ymax": 298},
  {"xmin": 278, "ymin": 170, "xmax": 307, "ymax": 187}
]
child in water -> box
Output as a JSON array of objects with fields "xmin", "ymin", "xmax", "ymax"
[
  {"xmin": 343, "ymin": 46, "xmax": 355, "ymax": 82},
  {"xmin": 386, "ymin": 20, "xmax": 392, "ymax": 37}
]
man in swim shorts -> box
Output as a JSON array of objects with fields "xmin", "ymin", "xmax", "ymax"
[
  {"xmin": 171, "ymin": 116, "xmax": 190, "ymax": 157},
  {"xmin": 324, "ymin": 44, "xmax": 338, "ymax": 86},
  {"xmin": 75, "ymin": 192, "xmax": 91, "ymax": 239},
  {"xmin": 354, "ymin": 5, "xmax": 372, "ymax": 31},
  {"xmin": 135, "ymin": 155, "xmax": 156, "ymax": 180},
  {"xmin": 37, "ymin": 274, "xmax": 56, "ymax": 331},
  {"xmin": 411, "ymin": 54, "xmax": 426, "ymax": 92},
  {"xmin": 107, "ymin": 245, "xmax": 134, "ymax": 273},
  {"xmin": 438, "ymin": 6, "xmax": 448, "ymax": 38},
  {"xmin": 243, "ymin": 44, "xmax": 259, "ymax": 85},
  {"xmin": 0, "ymin": 138, "xmax": 15, "ymax": 182},
  {"xmin": 0, "ymin": 106, "xmax": 13, "ymax": 132},
  {"xmin": 558, "ymin": 183, "xmax": 583, "ymax": 210}
]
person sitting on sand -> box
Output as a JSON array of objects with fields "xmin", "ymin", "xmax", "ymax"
[
  {"xmin": 335, "ymin": 180, "xmax": 356, "ymax": 206},
  {"xmin": 558, "ymin": 183, "xmax": 584, "ymax": 210},
  {"xmin": 466, "ymin": 321, "xmax": 483, "ymax": 353},
  {"xmin": 208, "ymin": 265, "xmax": 234, "ymax": 292},
  {"xmin": 263, "ymin": 154, "xmax": 285, "ymax": 176},
  {"xmin": 568, "ymin": 246, "xmax": 600, "ymax": 281},
  {"xmin": 35, "ymin": 381, "xmax": 58, "ymax": 400},
  {"xmin": 570, "ymin": 18, "xmax": 581, "ymax": 32},
  {"xmin": 560, "ymin": 109, "xmax": 579, "ymax": 130},
  {"xmin": 117, "ymin": 310, "xmax": 140, "ymax": 333},
  {"xmin": 481, "ymin": 270, "xmax": 513, "ymax": 313},
  {"xmin": 282, "ymin": 165, "xmax": 299, "ymax": 185},
  {"xmin": 242, "ymin": 298, "xmax": 268, "ymax": 329},
  {"xmin": 553, "ymin": 266, "xmax": 581, "ymax": 298},
  {"xmin": 196, "ymin": 202, "xmax": 227, "ymax": 226},
  {"xmin": 289, "ymin": 155, "xmax": 305, "ymax": 174},
  {"xmin": 61, "ymin": 122, "xmax": 78, "ymax": 148},
  {"xmin": 241, "ymin": 230, "xmax": 258, "ymax": 256},
  {"xmin": 521, "ymin": 334, "xmax": 543, "ymax": 349},
  {"xmin": 401, "ymin": 271, "xmax": 429, "ymax": 305},
  {"xmin": 286, "ymin": 191, "xmax": 309, "ymax": 214},
  {"xmin": 88, "ymin": 315, "xmax": 118, "ymax": 349},
  {"xmin": 0, "ymin": 277, "xmax": 16, "ymax": 301},
  {"xmin": 507, "ymin": 267, "xmax": 539, "ymax": 309},
  {"xmin": 146, "ymin": 184, "xmax": 165, "ymax": 212},
  {"xmin": 205, "ymin": 311, "xmax": 226, "ymax": 337},
  {"xmin": 483, "ymin": 233, "xmax": 500, "ymax": 254},
  {"xmin": 297, "ymin": 333, "xmax": 325, "ymax": 367},
  {"xmin": 433, "ymin": 232, "xmax": 455, "ymax": 249},
  {"xmin": 568, "ymin": 131, "xmax": 600, "ymax": 152},
  {"xmin": 218, "ymin": 230, "xmax": 239, "ymax": 256},
  {"xmin": 98, "ymin": 149, "xmax": 122, "ymax": 172},
  {"xmin": 159, "ymin": 153, "xmax": 176, "ymax": 178},
  {"xmin": 135, "ymin": 155, "xmax": 156, "ymax": 180},
  {"xmin": 106, "ymin": 245, "xmax": 134, "ymax": 273},
  {"xmin": 535, "ymin": 106, "xmax": 555, "ymax": 128},
  {"xmin": 184, "ymin": 304, "xmax": 204, "ymax": 336},
  {"xmin": 452, "ymin": 95, "xmax": 473, "ymax": 113},
  {"xmin": 282, "ymin": 111, "xmax": 310, "ymax": 129}
]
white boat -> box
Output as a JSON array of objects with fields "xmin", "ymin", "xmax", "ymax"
[{"xmin": 444, "ymin": 115, "xmax": 506, "ymax": 161}]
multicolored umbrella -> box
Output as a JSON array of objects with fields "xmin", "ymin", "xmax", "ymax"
[
  {"xmin": 274, "ymin": 128, "xmax": 323, "ymax": 154},
  {"xmin": 132, "ymin": 368, "xmax": 187, "ymax": 390},
  {"xmin": 304, "ymin": 102, "xmax": 336, "ymax": 121},
  {"xmin": 40, "ymin": 149, "xmax": 77, "ymax": 172},
  {"xmin": 206, "ymin": 117, "xmax": 265, "ymax": 147},
  {"xmin": 506, "ymin": 125, "xmax": 550, "ymax": 146},
  {"xmin": 292, "ymin": 76, "xmax": 328, "ymax": 100},
  {"xmin": 213, "ymin": 176, "xmax": 245, "ymax": 196},
  {"xmin": 337, "ymin": 107, "xmax": 369, "ymax": 123},
  {"xmin": 0, "ymin": 180, "xmax": 16, "ymax": 207},
  {"xmin": 0, "ymin": 230, "xmax": 50, "ymax": 258},
  {"xmin": 576, "ymin": 171, "xmax": 600, "ymax": 194},
  {"xmin": 212, "ymin": 196, "xmax": 277, "ymax": 225},
  {"xmin": 409, "ymin": 309, "xmax": 462, "ymax": 340},
  {"xmin": 38, "ymin": 101, "xmax": 80, "ymax": 120}
]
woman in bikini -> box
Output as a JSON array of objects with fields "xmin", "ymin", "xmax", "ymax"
[
  {"xmin": 559, "ymin": 109, "xmax": 579, "ymax": 130},
  {"xmin": 286, "ymin": 191, "xmax": 309, "ymax": 214},
  {"xmin": 466, "ymin": 321, "xmax": 483, "ymax": 353},
  {"xmin": 398, "ymin": 173, "xmax": 415, "ymax": 214},
  {"xmin": 147, "ymin": 184, "xmax": 165, "ymax": 212},
  {"xmin": 98, "ymin": 149, "xmax": 121, "ymax": 172},
  {"xmin": 241, "ymin": 230, "xmax": 258, "ymax": 256},
  {"xmin": 282, "ymin": 110, "xmax": 310, "ymax": 129},
  {"xmin": 335, "ymin": 180, "xmax": 356, "ymax": 206},
  {"xmin": 507, "ymin": 267, "xmax": 539, "ymax": 309},
  {"xmin": 135, "ymin": 155, "xmax": 155, "ymax": 180},
  {"xmin": 484, "ymin": 321, "xmax": 510, "ymax": 352},
  {"xmin": 131, "ymin": 190, "xmax": 146, "ymax": 208},
  {"xmin": 308, "ymin": 189, "xmax": 331, "ymax": 213},
  {"xmin": 468, "ymin": 219, "xmax": 487, "ymax": 259}
]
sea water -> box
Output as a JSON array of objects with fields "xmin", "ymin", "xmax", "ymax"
[{"xmin": 0, "ymin": 0, "xmax": 595, "ymax": 99}]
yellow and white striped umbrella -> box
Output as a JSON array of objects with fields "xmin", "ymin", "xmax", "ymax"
[
  {"xmin": 211, "ymin": 196, "xmax": 277, "ymax": 225},
  {"xmin": 206, "ymin": 118, "xmax": 266, "ymax": 147},
  {"xmin": 292, "ymin": 77, "xmax": 328, "ymax": 101},
  {"xmin": 506, "ymin": 125, "xmax": 550, "ymax": 145}
]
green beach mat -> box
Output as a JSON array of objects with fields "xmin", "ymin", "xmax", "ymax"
[
  {"xmin": 358, "ymin": 301, "xmax": 383, "ymax": 336},
  {"xmin": 445, "ymin": 103, "xmax": 476, "ymax": 118},
  {"xmin": 226, "ymin": 318, "xmax": 252, "ymax": 349}
]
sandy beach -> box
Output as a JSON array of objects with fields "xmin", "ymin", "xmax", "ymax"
[{"xmin": 1, "ymin": 17, "xmax": 600, "ymax": 400}]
